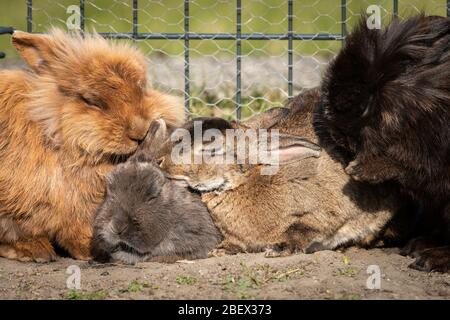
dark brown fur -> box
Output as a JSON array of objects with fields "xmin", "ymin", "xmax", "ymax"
[{"xmin": 318, "ymin": 15, "xmax": 450, "ymax": 272}]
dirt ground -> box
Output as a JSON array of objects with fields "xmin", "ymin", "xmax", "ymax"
[{"xmin": 0, "ymin": 247, "xmax": 449, "ymax": 300}]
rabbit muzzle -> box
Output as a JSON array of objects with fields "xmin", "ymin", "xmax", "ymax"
[{"xmin": 188, "ymin": 178, "xmax": 231, "ymax": 193}]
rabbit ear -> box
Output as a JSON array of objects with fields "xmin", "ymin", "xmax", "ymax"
[
  {"xmin": 184, "ymin": 117, "xmax": 234, "ymax": 135},
  {"xmin": 270, "ymin": 134, "xmax": 321, "ymax": 164},
  {"xmin": 241, "ymin": 107, "xmax": 289, "ymax": 130},
  {"xmin": 129, "ymin": 119, "xmax": 168, "ymax": 162},
  {"xmin": 12, "ymin": 31, "xmax": 54, "ymax": 72}
]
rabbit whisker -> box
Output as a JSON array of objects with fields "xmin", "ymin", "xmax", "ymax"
[{"xmin": 116, "ymin": 241, "xmax": 149, "ymax": 257}]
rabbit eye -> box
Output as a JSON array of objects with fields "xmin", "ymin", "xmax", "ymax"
[
  {"xmin": 156, "ymin": 157, "xmax": 164, "ymax": 167},
  {"xmin": 80, "ymin": 94, "xmax": 101, "ymax": 110}
]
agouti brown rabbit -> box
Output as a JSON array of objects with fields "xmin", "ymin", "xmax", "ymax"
[
  {"xmin": 0, "ymin": 29, "xmax": 184, "ymax": 262},
  {"xmin": 91, "ymin": 120, "xmax": 222, "ymax": 264},
  {"xmin": 159, "ymin": 89, "xmax": 413, "ymax": 255},
  {"xmin": 319, "ymin": 15, "xmax": 450, "ymax": 272}
]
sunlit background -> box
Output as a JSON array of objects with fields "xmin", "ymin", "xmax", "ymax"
[{"xmin": 0, "ymin": 1, "xmax": 448, "ymax": 119}]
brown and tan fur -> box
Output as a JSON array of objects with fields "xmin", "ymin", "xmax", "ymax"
[
  {"xmin": 0, "ymin": 29, "xmax": 184, "ymax": 261},
  {"xmin": 160, "ymin": 89, "xmax": 412, "ymax": 255}
]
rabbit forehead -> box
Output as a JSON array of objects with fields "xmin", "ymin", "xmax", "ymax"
[
  {"xmin": 56, "ymin": 53, "xmax": 147, "ymax": 109},
  {"xmin": 107, "ymin": 163, "xmax": 165, "ymax": 199},
  {"xmin": 29, "ymin": 29, "xmax": 148, "ymax": 98},
  {"xmin": 51, "ymin": 29, "xmax": 147, "ymax": 81}
]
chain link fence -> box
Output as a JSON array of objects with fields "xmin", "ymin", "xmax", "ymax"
[{"xmin": 1, "ymin": 1, "xmax": 449, "ymax": 120}]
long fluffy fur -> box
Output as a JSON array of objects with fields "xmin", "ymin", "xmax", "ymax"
[
  {"xmin": 319, "ymin": 14, "xmax": 450, "ymax": 203},
  {"xmin": 0, "ymin": 29, "xmax": 184, "ymax": 261},
  {"xmin": 318, "ymin": 14, "xmax": 450, "ymax": 271}
]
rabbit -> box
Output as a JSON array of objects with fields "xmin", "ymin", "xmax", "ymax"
[
  {"xmin": 318, "ymin": 14, "xmax": 450, "ymax": 272},
  {"xmin": 91, "ymin": 119, "xmax": 222, "ymax": 264},
  {"xmin": 0, "ymin": 29, "xmax": 184, "ymax": 262},
  {"xmin": 159, "ymin": 89, "xmax": 414, "ymax": 256}
]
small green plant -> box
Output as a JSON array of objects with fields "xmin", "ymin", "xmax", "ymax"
[
  {"xmin": 343, "ymin": 256, "xmax": 351, "ymax": 265},
  {"xmin": 127, "ymin": 280, "xmax": 150, "ymax": 293},
  {"xmin": 335, "ymin": 268, "xmax": 358, "ymax": 277},
  {"xmin": 176, "ymin": 275, "xmax": 197, "ymax": 285},
  {"xmin": 65, "ymin": 289, "xmax": 108, "ymax": 300},
  {"xmin": 220, "ymin": 263, "xmax": 303, "ymax": 300},
  {"xmin": 335, "ymin": 294, "xmax": 361, "ymax": 300}
]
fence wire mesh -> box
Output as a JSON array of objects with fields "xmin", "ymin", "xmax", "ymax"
[{"xmin": 1, "ymin": 0, "xmax": 449, "ymax": 120}]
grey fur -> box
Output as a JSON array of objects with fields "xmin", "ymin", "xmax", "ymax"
[{"xmin": 91, "ymin": 120, "xmax": 222, "ymax": 264}]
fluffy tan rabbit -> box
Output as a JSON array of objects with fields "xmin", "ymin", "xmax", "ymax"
[
  {"xmin": 0, "ymin": 29, "xmax": 184, "ymax": 262},
  {"xmin": 159, "ymin": 89, "xmax": 412, "ymax": 255}
]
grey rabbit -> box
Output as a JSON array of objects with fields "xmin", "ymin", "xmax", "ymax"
[{"xmin": 91, "ymin": 119, "xmax": 222, "ymax": 264}]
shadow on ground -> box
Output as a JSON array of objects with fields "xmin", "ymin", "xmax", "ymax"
[{"xmin": 0, "ymin": 247, "xmax": 449, "ymax": 300}]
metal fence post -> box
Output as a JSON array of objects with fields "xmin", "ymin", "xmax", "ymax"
[
  {"xmin": 22, "ymin": 0, "xmax": 449, "ymax": 120},
  {"xmin": 341, "ymin": 0, "xmax": 347, "ymax": 44},
  {"xmin": 184, "ymin": 0, "xmax": 190, "ymax": 115},
  {"xmin": 27, "ymin": 0, "xmax": 32, "ymax": 32},
  {"xmin": 288, "ymin": 0, "xmax": 293, "ymax": 101},
  {"xmin": 236, "ymin": 0, "xmax": 242, "ymax": 120},
  {"xmin": 393, "ymin": 0, "xmax": 399, "ymax": 17},
  {"xmin": 79, "ymin": 0, "xmax": 85, "ymax": 32},
  {"xmin": 133, "ymin": 0, "xmax": 138, "ymax": 39}
]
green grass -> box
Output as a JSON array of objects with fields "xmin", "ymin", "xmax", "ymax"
[
  {"xmin": 175, "ymin": 275, "xmax": 197, "ymax": 285},
  {"xmin": 1, "ymin": 1, "xmax": 446, "ymax": 120},
  {"xmin": 218, "ymin": 263, "xmax": 304, "ymax": 299},
  {"xmin": 65, "ymin": 289, "xmax": 108, "ymax": 300},
  {"xmin": 335, "ymin": 267, "xmax": 358, "ymax": 277},
  {"xmin": 0, "ymin": 0, "xmax": 447, "ymax": 60},
  {"xmin": 188, "ymin": 87, "xmax": 284, "ymax": 120},
  {"xmin": 343, "ymin": 255, "xmax": 351, "ymax": 265},
  {"xmin": 335, "ymin": 294, "xmax": 362, "ymax": 300},
  {"xmin": 126, "ymin": 280, "xmax": 151, "ymax": 293}
]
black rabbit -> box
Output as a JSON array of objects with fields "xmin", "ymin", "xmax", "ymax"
[{"xmin": 317, "ymin": 14, "xmax": 450, "ymax": 272}]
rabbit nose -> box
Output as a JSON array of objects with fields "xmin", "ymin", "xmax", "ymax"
[{"xmin": 128, "ymin": 116, "xmax": 149, "ymax": 143}]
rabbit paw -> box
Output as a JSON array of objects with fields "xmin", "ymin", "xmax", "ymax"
[
  {"xmin": 58, "ymin": 226, "xmax": 93, "ymax": 260},
  {"xmin": 345, "ymin": 158, "xmax": 398, "ymax": 183},
  {"xmin": 345, "ymin": 160, "xmax": 380, "ymax": 182},
  {"xmin": 64, "ymin": 238, "xmax": 92, "ymax": 261},
  {"xmin": 400, "ymin": 236, "xmax": 437, "ymax": 257},
  {"xmin": 0, "ymin": 237, "xmax": 57, "ymax": 263},
  {"xmin": 68, "ymin": 248, "xmax": 91, "ymax": 261},
  {"xmin": 408, "ymin": 246, "xmax": 450, "ymax": 273},
  {"xmin": 208, "ymin": 248, "xmax": 227, "ymax": 257},
  {"xmin": 264, "ymin": 248, "xmax": 292, "ymax": 258},
  {"xmin": 212, "ymin": 239, "xmax": 245, "ymax": 255}
]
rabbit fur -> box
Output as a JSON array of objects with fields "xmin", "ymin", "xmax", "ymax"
[{"xmin": 0, "ymin": 29, "xmax": 184, "ymax": 261}]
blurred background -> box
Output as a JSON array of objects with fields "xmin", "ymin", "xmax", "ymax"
[{"xmin": 0, "ymin": 1, "xmax": 448, "ymax": 120}]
